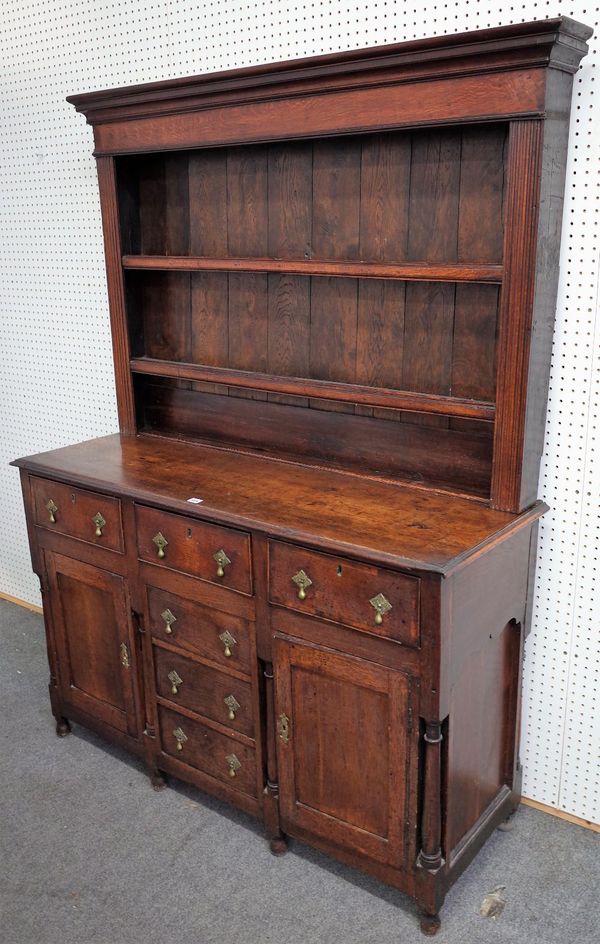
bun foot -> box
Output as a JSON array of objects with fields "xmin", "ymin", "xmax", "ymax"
[
  {"xmin": 269, "ymin": 836, "xmax": 288, "ymax": 857},
  {"xmin": 497, "ymin": 814, "xmax": 515, "ymax": 832},
  {"xmin": 419, "ymin": 912, "xmax": 441, "ymax": 936},
  {"xmin": 55, "ymin": 718, "xmax": 71, "ymax": 738},
  {"xmin": 150, "ymin": 769, "xmax": 168, "ymax": 791}
]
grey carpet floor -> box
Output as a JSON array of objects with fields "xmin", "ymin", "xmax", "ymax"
[{"xmin": 1, "ymin": 598, "xmax": 598, "ymax": 944}]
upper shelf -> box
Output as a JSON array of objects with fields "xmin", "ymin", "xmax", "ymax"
[{"xmin": 122, "ymin": 255, "xmax": 503, "ymax": 284}]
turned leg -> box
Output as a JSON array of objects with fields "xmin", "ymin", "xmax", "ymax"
[
  {"xmin": 55, "ymin": 717, "xmax": 71, "ymax": 737},
  {"xmin": 269, "ymin": 833, "xmax": 288, "ymax": 856},
  {"xmin": 419, "ymin": 911, "xmax": 441, "ymax": 937},
  {"xmin": 48, "ymin": 670, "xmax": 69, "ymax": 738},
  {"xmin": 497, "ymin": 811, "xmax": 516, "ymax": 832},
  {"xmin": 150, "ymin": 769, "xmax": 168, "ymax": 792},
  {"xmin": 265, "ymin": 779, "xmax": 288, "ymax": 855}
]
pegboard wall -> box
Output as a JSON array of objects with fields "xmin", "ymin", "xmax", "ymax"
[{"xmin": 0, "ymin": 1, "xmax": 598, "ymax": 824}]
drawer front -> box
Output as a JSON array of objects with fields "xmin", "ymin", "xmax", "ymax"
[
  {"xmin": 154, "ymin": 648, "xmax": 254, "ymax": 737},
  {"xmin": 31, "ymin": 476, "xmax": 123, "ymax": 553},
  {"xmin": 146, "ymin": 586, "xmax": 252, "ymax": 674},
  {"xmin": 136, "ymin": 505, "xmax": 252, "ymax": 594},
  {"xmin": 269, "ymin": 542, "xmax": 419, "ymax": 647},
  {"xmin": 158, "ymin": 705, "xmax": 257, "ymax": 797}
]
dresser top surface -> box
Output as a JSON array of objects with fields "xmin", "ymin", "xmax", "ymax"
[{"xmin": 13, "ymin": 434, "xmax": 544, "ymax": 575}]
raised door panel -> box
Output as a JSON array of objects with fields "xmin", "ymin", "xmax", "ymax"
[
  {"xmin": 274, "ymin": 635, "xmax": 411, "ymax": 869},
  {"xmin": 44, "ymin": 551, "xmax": 139, "ymax": 737}
]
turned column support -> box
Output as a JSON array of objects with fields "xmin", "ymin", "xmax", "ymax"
[
  {"xmin": 418, "ymin": 720, "xmax": 444, "ymax": 873},
  {"xmin": 262, "ymin": 660, "xmax": 288, "ymax": 856}
]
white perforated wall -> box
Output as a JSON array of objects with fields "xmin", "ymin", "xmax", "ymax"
[{"xmin": 1, "ymin": 1, "xmax": 598, "ymax": 824}]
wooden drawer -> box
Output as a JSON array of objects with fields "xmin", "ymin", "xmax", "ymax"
[
  {"xmin": 154, "ymin": 647, "xmax": 254, "ymax": 737},
  {"xmin": 157, "ymin": 704, "xmax": 257, "ymax": 797},
  {"xmin": 146, "ymin": 586, "xmax": 252, "ymax": 674},
  {"xmin": 30, "ymin": 476, "xmax": 123, "ymax": 553},
  {"xmin": 269, "ymin": 541, "xmax": 419, "ymax": 647},
  {"xmin": 136, "ymin": 505, "xmax": 252, "ymax": 594}
]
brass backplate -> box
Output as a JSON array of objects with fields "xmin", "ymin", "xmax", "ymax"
[
  {"xmin": 226, "ymin": 753, "xmax": 241, "ymax": 775},
  {"xmin": 219, "ymin": 630, "xmax": 237, "ymax": 656},
  {"xmin": 92, "ymin": 511, "xmax": 106, "ymax": 533},
  {"xmin": 152, "ymin": 531, "xmax": 168, "ymax": 555},
  {"xmin": 213, "ymin": 548, "xmax": 231, "ymax": 577},
  {"xmin": 292, "ymin": 569, "xmax": 312, "ymax": 592},
  {"xmin": 161, "ymin": 608, "xmax": 177, "ymax": 634},
  {"xmin": 370, "ymin": 593, "xmax": 392, "ymax": 617},
  {"xmin": 224, "ymin": 694, "xmax": 241, "ymax": 719}
]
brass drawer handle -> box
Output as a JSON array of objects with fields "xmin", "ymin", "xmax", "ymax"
[
  {"xmin": 213, "ymin": 548, "xmax": 231, "ymax": 578},
  {"xmin": 46, "ymin": 499, "xmax": 58, "ymax": 523},
  {"xmin": 226, "ymin": 753, "xmax": 241, "ymax": 778},
  {"xmin": 370, "ymin": 593, "xmax": 392, "ymax": 626},
  {"xmin": 93, "ymin": 512, "xmax": 106, "ymax": 537},
  {"xmin": 219, "ymin": 630, "xmax": 237, "ymax": 658},
  {"xmin": 224, "ymin": 694, "xmax": 240, "ymax": 721},
  {"xmin": 292, "ymin": 569, "xmax": 313, "ymax": 601},
  {"xmin": 168, "ymin": 669, "xmax": 183, "ymax": 696},
  {"xmin": 173, "ymin": 727, "xmax": 187, "ymax": 752},
  {"xmin": 153, "ymin": 531, "xmax": 168, "ymax": 559},
  {"xmin": 161, "ymin": 608, "xmax": 177, "ymax": 635}
]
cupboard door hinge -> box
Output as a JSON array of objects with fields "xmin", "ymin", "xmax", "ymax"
[{"xmin": 407, "ymin": 705, "xmax": 413, "ymax": 734}]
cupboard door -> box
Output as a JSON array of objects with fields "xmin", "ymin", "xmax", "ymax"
[
  {"xmin": 274, "ymin": 635, "xmax": 411, "ymax": 868},
  {"xmin": 44, "ymin": 551, "xmax": 139, "ymax": 737}
]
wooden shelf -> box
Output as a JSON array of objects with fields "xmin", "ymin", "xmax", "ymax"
[
  {"xmin": 130, "ymin": 357, "xmax": 496, "ymax": 420},
  {"xmin": 122, "ymin": 255, "xmax": 503, "ymax": 284}
]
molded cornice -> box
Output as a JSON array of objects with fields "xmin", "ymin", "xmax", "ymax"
[{"xmin": 68, "ymin": 17, "xmax": 592, "ymax": 126}]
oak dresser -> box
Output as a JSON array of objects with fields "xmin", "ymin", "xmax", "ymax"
[{"xmin": 13, "ymin": 18, "xmax": 592, "ymax": 934}]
